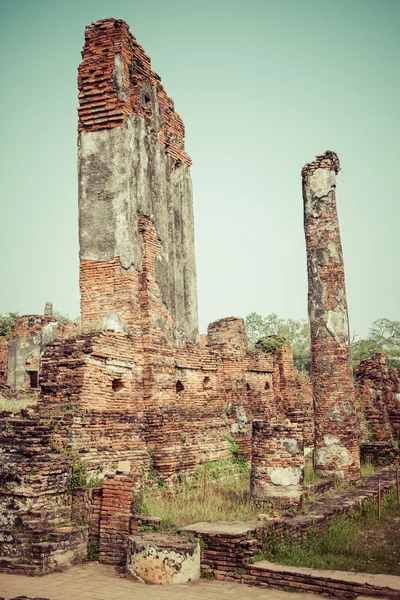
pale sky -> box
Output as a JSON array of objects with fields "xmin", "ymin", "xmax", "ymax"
[{"xmin": 0, "ymin": 0, "xmax": 399, "ymax": 338}]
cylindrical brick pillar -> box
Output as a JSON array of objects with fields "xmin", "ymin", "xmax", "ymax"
[
  {"xmin": 251, "ymin": 419, "xmax": 304, "ymax": 508},
  {"xmin": 302, "ymin": 151, "xmax": 360, "ymax": 480}
]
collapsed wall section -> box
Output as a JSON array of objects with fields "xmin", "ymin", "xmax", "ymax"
[
  {"xmin": 302, "ymin": 151, "xmax": 360, "ymax": 480},
  {"xmin": 78, "ymin": 18, "xmax": 198, "ymax": 345}
]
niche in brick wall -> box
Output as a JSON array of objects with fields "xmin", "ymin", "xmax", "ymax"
[
  {"xmin": 112, "ymin": 378, "xmax": 125, "ymax": 392},
  {"xmin": 28, "ymin": 371, "xmax": 38, "ymax": 388},
  {"xmin": 176, "ymin": 380, "xmax": 184, "ymax": 394},
  {"xmin": 265, "ymin": 381, "xmax": 271, "ymax": 390},
  {"xmin": 203, "ymin": 376, "xmax": 211, "ymax": 390}
]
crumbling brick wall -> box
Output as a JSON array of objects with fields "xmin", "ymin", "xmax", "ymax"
[
  {"xmin": 98, "ymin": 474, "xmax": 140, "ymax": 565},
  {"xmin": 37, "ymin": 322, "xmax": 288, "ymax": 481},
  {"xmin": 0, "ymin": 409, "xmax": 87, "ymax": 575},
  {"xmin": 77, "ymin": 19, "xmax": 191, "ymax": 166},
  {"xmin": 356, "ymin": 353, "xmax": 400, "ymax": 444}
]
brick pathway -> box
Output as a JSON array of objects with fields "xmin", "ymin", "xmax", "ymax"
[{"xmin": 0, "ymin": 563, "xmax": 323, "ymax": 600}]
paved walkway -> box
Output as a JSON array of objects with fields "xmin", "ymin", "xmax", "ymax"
[{"xmin": 0, "ymin": 563, "xmax": 324, "ymax": 600}]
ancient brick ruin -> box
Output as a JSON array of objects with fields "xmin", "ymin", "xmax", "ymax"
[
  {"xmin": 78, "ymin": 19, "xmax": 197, "ymax": 345},
  {"xmin": 0, "ymin": 18, "xmax": 397, "ymax": 580},
  {"xmin": 0, "ymin": 18, "xmax": 315, "ymax": 575},
  {"xmin": 302, "ymin": 151, "xmax": 361, "ymax": 481},
  {"xmin": 0, "ymin": 307, "xmax": 80, "ymax": 391}
]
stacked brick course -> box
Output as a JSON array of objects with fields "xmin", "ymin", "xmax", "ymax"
[
  {"xmin": 99, "ymin": 474, "xmax": 140, "ymax": 565},
  {"xmin": 303, "ymin": 151, "xmax": 360, "ymax": 480}
]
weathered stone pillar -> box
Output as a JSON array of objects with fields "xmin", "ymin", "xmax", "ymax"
[
  {"xmin": 44, "ymin": 301, "xmax": 53, "ymax": 317},
  {"xmin": 302, "ymin": 151, "xmax": 360, "ymax": 480}
]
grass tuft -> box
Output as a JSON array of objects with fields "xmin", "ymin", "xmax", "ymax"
[
  {"xmin": 138, "ymin": 463, "xmax": 259, "ymax": 531},
  {"xmin": 361, "ymin": 461, "xmax": 375, "ymax": 477},
  {"xmin": 0, "ymin": 394, "xmax": 36, "ymax": 414}
]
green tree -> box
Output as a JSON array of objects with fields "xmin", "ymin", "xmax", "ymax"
[
  {"xmin": 0, "ymin": 312, "xmax": 19, "ymax": 340},
  {"xmin": 245, "ymin": 312, "xmax": 311, "ymax": 374},
  {"xmin": 352, "ymin": 318, "xmax": 400, "ymax": 374}
]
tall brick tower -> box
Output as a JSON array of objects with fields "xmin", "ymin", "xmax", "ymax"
[
  {"xmin": 302, "ymin": 151, "xmax": 360, "ymax": 480},
  {"xmin": 77, "ymin": 19, "xmax": 199, "ymax": 345}
]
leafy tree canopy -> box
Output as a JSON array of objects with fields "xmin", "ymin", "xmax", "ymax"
[
  {"xmin": 246, "ymin": 313, "xmax": 400, "ymax": 376},
  {"xmin": 245, "ymin": 312, "xmax": 311, "ymax": 374},
  {"xmin": 0, "ymin": 312, "xmax": 19, "ymax": 340},
  {"xmin": 352, "ymin": 318, "xmax": 400, "ymax": 374}
]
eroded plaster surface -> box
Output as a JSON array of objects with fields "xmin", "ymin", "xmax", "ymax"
[
  {"xmin": 79, "ymin": 112, "xmax": 198, "ymax": 344},
  {"xmin": 302, "ymin": 151, "xmax": 360, "ymax": 480}
]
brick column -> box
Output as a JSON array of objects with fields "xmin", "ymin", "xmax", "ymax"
[
  {"xmin": 251, "ymin": 419, "xmax": 304, "ymax": 508},
  {"xmin": 302, "ymin": 151, "xmax": 360, "ymax": 480},
  {"xmin": 207, "ymin": 318, "xmax": 249, "ymax": 455},
  {"xmin": 99, "ymin": 474, "xmax": 140, "ymax": 565}
]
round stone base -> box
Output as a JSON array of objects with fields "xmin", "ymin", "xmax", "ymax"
[{"xmin": 126, "ymin": 533, "xmax": 200, "ymax": 585}]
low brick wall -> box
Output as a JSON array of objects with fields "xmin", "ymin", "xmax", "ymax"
[
  {"xmin": 247, "ymin": 561, "xmax": 400, "ymax": 598},
  {"xmin": 183, "ymin": 472, "xmax": 398, "ymax": 596}
]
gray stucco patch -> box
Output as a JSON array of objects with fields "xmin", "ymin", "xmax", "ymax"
[{"xmin": 78, "ymin": 101, "xmax": 199, "ymax": 344}]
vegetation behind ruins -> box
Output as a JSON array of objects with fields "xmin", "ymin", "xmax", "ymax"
[
  {"xmin": 0, "ymin": 312, "xmax": 19, "ymax": 339},
  {"xmin": 1, "ymin": 311, "xmax": 398, "ymax": 374},
  {"xmin": 245, "ymin": 312, "xmax": 400, "ymax": 375}
]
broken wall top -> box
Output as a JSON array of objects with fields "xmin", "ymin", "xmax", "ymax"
[{"xmin": 78, "ymin": 18, "xmax": 191, "ymax": 167}]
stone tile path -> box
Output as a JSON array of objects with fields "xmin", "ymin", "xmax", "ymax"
[{"xmin": 0, "ymin": 563, "xmax": 323, "ymax": 600}]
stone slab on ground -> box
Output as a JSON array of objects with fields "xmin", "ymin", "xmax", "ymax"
[{"xmin": 182, "ymin": 520, "xmax": 258, "ymax": 536}]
